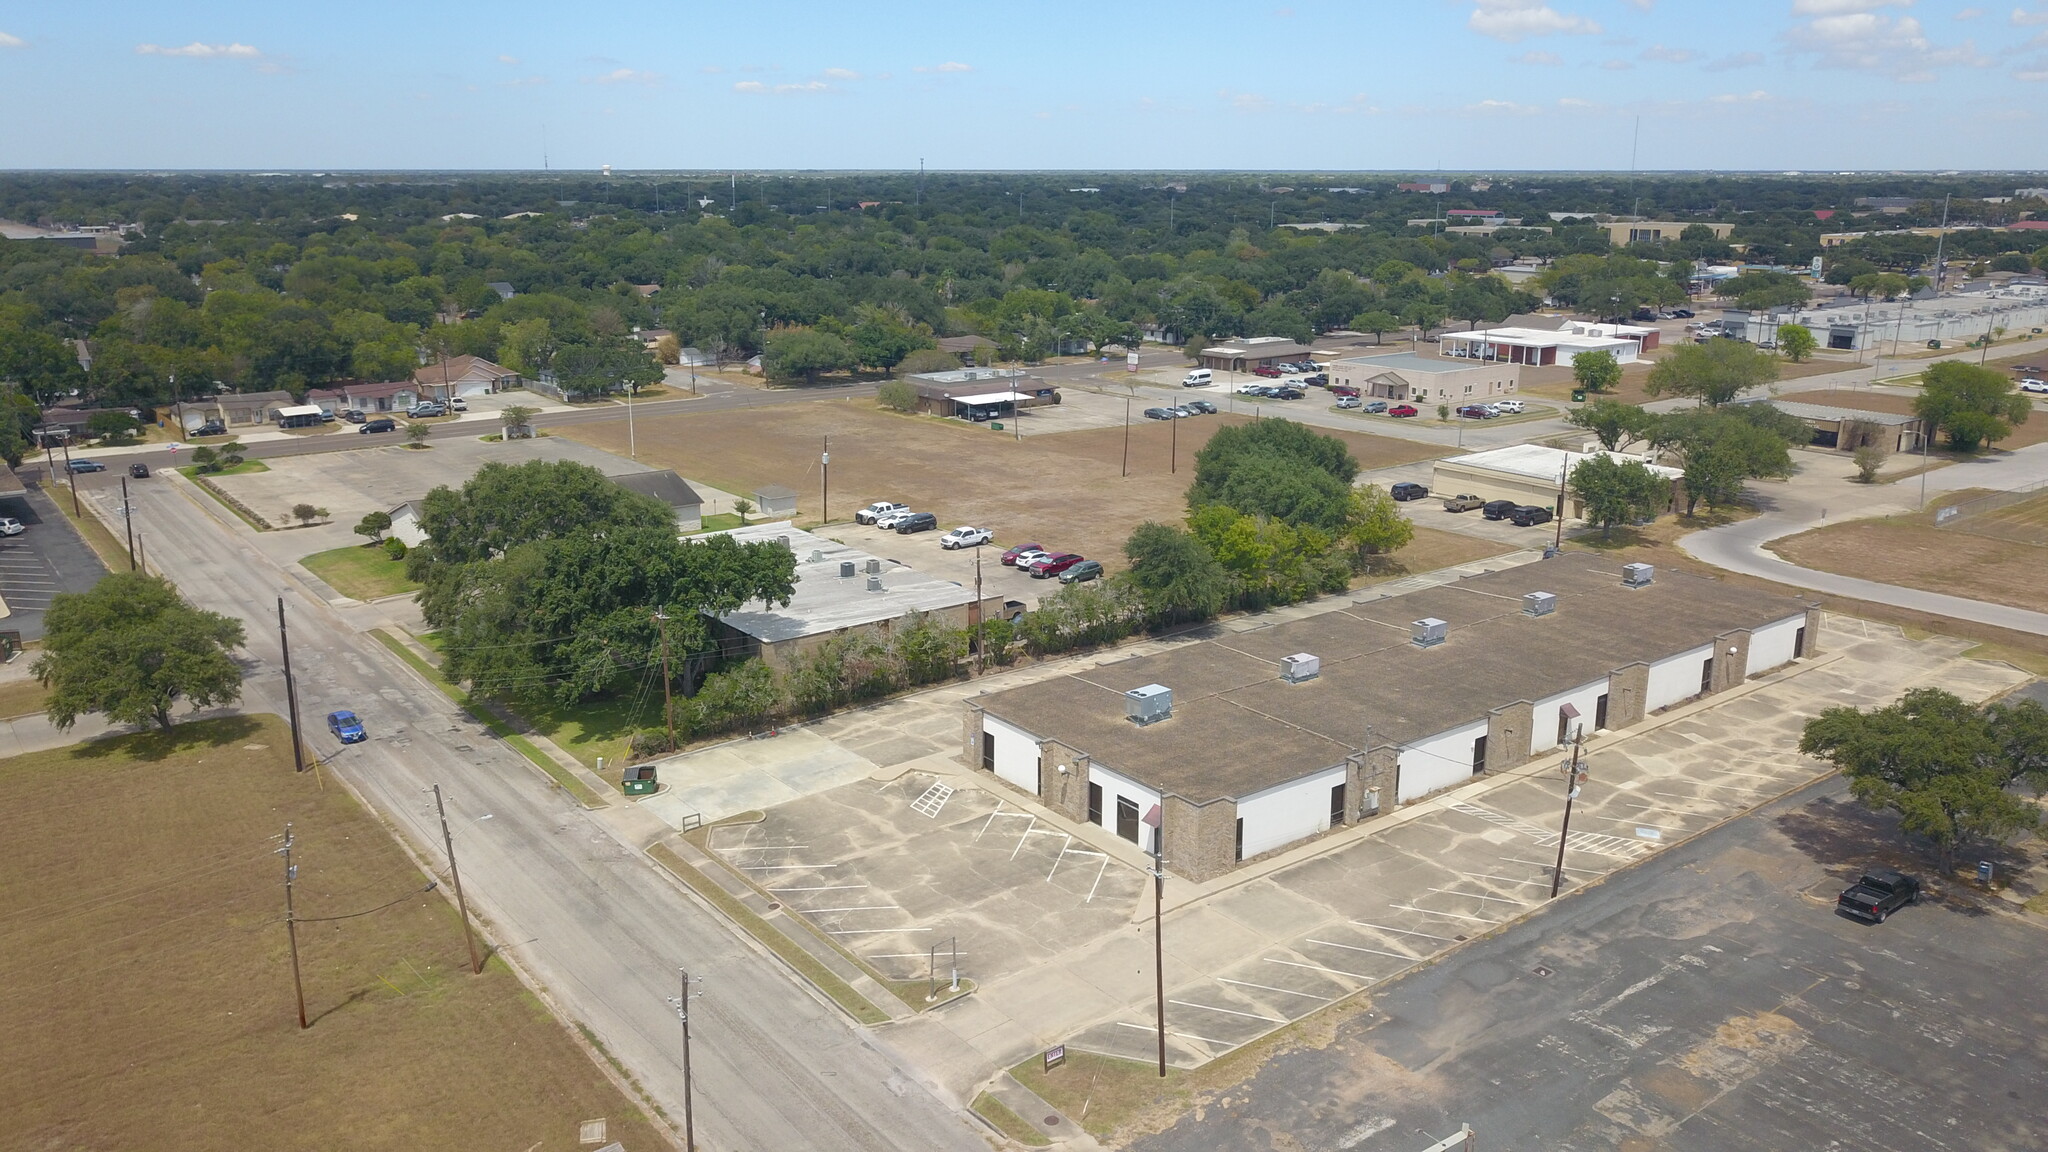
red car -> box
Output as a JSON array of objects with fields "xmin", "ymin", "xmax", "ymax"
[
  {"xmin": 1388, "ymin": 404, "xmax": 1420, "ymax": 418},
  {"xmin": 1252, "ymin": 366, "xmax": 1284, "ymax": 378},
  {"xmin": 1027, "ymin": 552, "xmax": 1084, "ymax": 578},
  {"xmin": 1330, "ymin": 385, "xmax": 1359, "ymax": 398},
  {"xmin": 1000, "ymin": 542, "xmax": 1044, "ymax": 566}
]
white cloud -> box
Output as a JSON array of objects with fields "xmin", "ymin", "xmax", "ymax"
[
  {"xmin": 1709, "ymin": 89, "xmax": 1772, "ymax": 102},
  {"xmin": 1467, "ymin": 98, "xmax": 1543, "ymax": 113},
  {"xmin": 733, "ymin": 80, "xmax": 766, "ymax": 92},
  {"xmin": 2015, "ymin": 4, "xmax": 2048, "ymax": 23},
  {"xmin": 497, "ymin": 54, "xmax": 519, "ymax": 64},
  {"xmin": 2018, "ymin": 62, "xmax": 2048, "ymax": 77},
  {"xmin": 1558, "ymin": 96, "xmax": 1599, "ymax": 106},
  {"xmin": 585, "ymin": 67, "xmax": 660, "ymax": 85},
  {"xmin": 0, "ymin": 31, "xmax": 25, "ymax": 48},
  {"xmin": 1703, "ymin": 49, "xmax": 1766, "ymax": 70},
  {"xmin": 1955, "ymin": 6, "xmax": 1985, "ymax": 17},
  {"xmin": 136, "ymin": 42, "xmax": 261, "ymax": 58},
  {"xmin": 1621, "ymin": 0, "xmax": 1653, "ymax": 8},
  {"xmin": 775, "ymin": 80, "xmax": 828, "ymax": 92},
  {"xmin": 1512, "ymin": 49, "xmax": 1564, "ymax": 63},
  {"xmin": 914, "ymin": 61, "xmax": 973, "ymax": 73},
  {"xmin": 1792, "ymin": 0, "xmax": 1909, "ymax": 13},
  {"xmin": 1785, "ymin": 13, "xmax": 1987, "ymax": 79},
  {"xmin": 1639, "ymin": 43, "xmax": 1699, "ymax": 62},
  {"xmin": 1467, "ymin": 0, "xmax": 1602, "ymax": 41},
  {"xmin": 822, "ymin": 67, "xmax": 860, "ymax": 80}
]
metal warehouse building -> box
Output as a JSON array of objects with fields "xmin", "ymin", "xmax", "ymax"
[{"xmin": 963, "ymin": 555, "xmax": 1818, "ymax": 880}]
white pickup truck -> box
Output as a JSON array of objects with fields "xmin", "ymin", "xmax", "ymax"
[
  {"xmin": 940, "ymin": 526, "xmax": 994, "ymax": 549},
  {"xmin": 855, "ymin": 501, "xmax": 908, "ymax": 525}
]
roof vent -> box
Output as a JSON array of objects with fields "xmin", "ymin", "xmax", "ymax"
[
  {"xmin": 1622, "ymin": 563, "xmax": 1654, "ymax": 588},
  {"xmin": 809, "ymin": 549, "xmax": 825, "ymax": 563},
  {"xmin": 840, "ymin": 560, "xmax": 856, "ymax": 578},
  {"xmin": 777, "ymin": 535, "xmax": 792, "ymax": 551},
  {"xmin": 1279, "ymin": 653, "xmax": 1320, "ymax": 683},
  {"xmin": 1523, "ymin": 591, "xmax": 1557, "ymax": 617},
  {"xmin": 867, "ymin": 574, "xmax": 884, "ymax": 593},
  {"xmin": 865, "ymin": 557, "xmax": 881, "ymax": 575},
  {"xmin": 1125, "ymin": 684, "xmax": 1173, "ymax": 726},
  {"xmin": 1412, "ymin": 618, "xmax": 1448, "ymax": 649}
]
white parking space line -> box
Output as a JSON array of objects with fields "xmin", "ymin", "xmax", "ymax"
[
  {"xmin": 1585, "ymin": 814, "xmax": 1691, "ymax": 832},
  {"xmin": 1307, "ymin": 938, "xmax": 1418, "ymax": 961},
  {"xmin": 1115, "ymin": 1021, "xmax": 1238, "ymax": 1049},
  {"xmin": 1215, "ymin": 977, "xmax": 1332, "ymax": 1001},
  {"xmin": 1169, "ymin": 999, "xmax": 1288, "ymax": 1024},
  {"xmin": 1085, "ymin": 856, "xmax": 1111, "ymax": 903},
  {"xmin": 1499, "ymin": 856, "xmax": 1604, "ymax": 876},
  {"xmin": 1264, "ymin": 958, "xmax": 1374, "ymax": 982},
  {"xmin": 1349, "ymin": 921, "xmax": 1456, "ymax": 942},
  {"xmin": 1427, "ymin": 887, "xmax": 1527, "ymax": 906},
  {"xmin": 770, "ymin": 884, "xmax": 869, "ymax": 892},
  {"xmin": 798, "ymin": 905, "xmax": 901, "ymax": 913},
  {"xmin": 1390, "ymin": 903, "xmax": 1500, "ymax": 925},
  {"xmin": 1451, "ymin": 870, "xmax": 1553, "ymax": 888}
]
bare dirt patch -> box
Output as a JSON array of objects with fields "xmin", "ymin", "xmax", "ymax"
[
  {"xmin": 1766, "ymin": 503, "xmax": 2044, "ymax": 613},
  {"xmin": 560, "ymin": 401, "xmax": 1448, "ymax": 571},
  {"xmin": 0, "ymin": 715, "xmax": 669, "ymax": 1151}
]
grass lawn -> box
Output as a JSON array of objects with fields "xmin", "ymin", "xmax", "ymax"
[
  {"xmin": 301, "ymin": 543, "xmax": 419, "ymax": 601},
  {"xmin": 515, "ymin": 689, "xmax": 666, "ymax": 777},
  {"xmin": 691, "ymin": 512, "xmax": 745, "ymax": 534},
  {"xmin": 1767, "ymin": 497, "xmax": 2046, "ymax": 614},
  {"xmin": 973, "ymin": 1092, "xmax": 1051, "ymax": 1147},
  {"xmin": 0, "ymin": 715, "xmax": 668, "ymax": 1151},
  {"xmin": 0, "ymin": 677, "xmax": 49, "ymax": 718},
  {"xmin": 176, "ymin": 460, "xmax": 272, "ymax": 479}
]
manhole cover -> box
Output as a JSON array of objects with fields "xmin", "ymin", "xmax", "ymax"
[
  {"xmin": 1532, "ymin": 965, "xmax": 1554, "ymax": 978},
  {"xmin": 1044, "ymin": 1116, "xmax": 1061, "ymax": 1127},
  {"xmin": 766, "ymin": 902, "xmax": 781, "ymax": 911}
]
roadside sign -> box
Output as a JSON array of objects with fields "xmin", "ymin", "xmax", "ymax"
[
  {"xmin": 1044, "ymin": 1044, "xmax": 1066, "ymax": 1072},
  {"xmin": 1978, "ymin": 861, "xmax": 1995, "ymax": 884},
  {"xmin": 1126, "ymin": 351, "xmax": 1139, "ymax": 371}
]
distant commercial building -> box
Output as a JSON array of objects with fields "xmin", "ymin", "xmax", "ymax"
[
  {"xmin": 1326, "ymin": 351, "xmax": 1519, "ymax": 406},
  {"xmin": 905, "ymin": 368, "xmax": 1060, "ymax": 420},
  {"xmin": 1431, "ymin": 444, "xmax": 1680, "ymax": 519},
  {"xmin": 1604, "ymin": 221, "xmax": 1734, "ymax": 245},
  {"xmin": 1742, "ymin": 399, "xmax": 1926, "ymax": 455},
  {"xmin": 1195, "ymin": 336, "xmax": 1317, "ymax": 373},
  {"xmin": 1438, "ymin": 324, "xmax": 1643, "ymax": 367},
  {"xmin": 965, "ymin": 555, "xmax": 1819, "ymax": 879}
]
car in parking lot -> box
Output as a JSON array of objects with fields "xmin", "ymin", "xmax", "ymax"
[
  {"xmin": 1837, "ymin": 868, "xmax": 1920, "ymax": 923},
  {"xmin": 447, "ymin": 397, "xmax": 467, "ymax": 411},
  {"xmin": 873, "ymin": 508, "xmax": 918, "ymax": 530},
  {"xmin": 1441, "ymin": 493, "xmax": 1484, "ymax": 512},
  {"xmin": 190, "ymin": 421, "xmax": 227, "ymax": 437},
  {"xmin": 339, "ymin": 409, "xmax": 366, "ymax": 423},
  {"xmin": 1058, "ymin": 559, "xmax": 1104, "ymax": 584},
  {"xmin": 2019, "ymin": 378, "xmax": 2048, "ymax": 394},
  {"xmin": 940, "ymin": 526, "xmax": 993, "ymax": 549},
  {"xmin": 1508, "ymin": 505, "xmax": 1554, "ymax": 527},
  {"xmin": 1142, "ymin": 407, "xmax": 1175, "ymax": 420},
  {"xmin": 1388, "ymin": 404, "xmax": 1419, "ymax": 418},
  {"xmin": 407, "ymin": 402, "xmax": 447, "ymax": 418},
  {"xmin": 1236, "ymin": 381, "xmax": 1270, "ymax": 395},
  {"xmin": 326, "ymin": 710, "xmax": 367, "ymax": 744},
  {"xmin": 894, "ymin": 512, "xmax": 939, "ymax": 534},
  {"xmin": 1026, "ymin": 551, "xmax": 1084, "ymax": 578},
  {"xmin": 1482, "ymin": 499, "xmax": 1519, "ymax": 520},
  {"xmin": 1170, "ymin": 405, "xmax": 1196, "ymax": 418},
  {"xmin": 66, "ymin": 459, "xmax": 105, "ymax": 473},
  {"xmin": 1301, "ymin": 373, "xmax": 1327, "ymax": 386},
  {"xmin": 128, "ymin": 463, "xmax": 149, "ymax": 478},
  {"xmin": 0, "ymin": 518, "xmax": 22, "ymax": 536},
  {"xmin": 1456, "ymin": 404, "xmax": 1497, "ymax": 419},
  {"xmin": 360, "ymin": 418, "xmax": 396, "ymax": 434},
  {"xmin": 855, "ymin": 501, "xmax": 908, "ymax": 525},
  {"xmin": 1269, "ymin": 387, "xmax": 1305, "ymax": 400},
  {"xmin": 1492, "ymin": 399, "xmax": 1525, "ymax": 414},
  {"xmin": 1252, "ymin": 365, "xmax": 1284, "ymax": 378},
  {"xmin": 1361, "ymin": 399, "xmax": 1389, "ymax": 414},
  {"xmin": 1390, "ymin": 482, "xmax": 1429, "ymax": 501},
  {"xmin": 1336, "ymin": 396, "xmax": 1361, "ymax": 409},
  {"xmin": 2011, "ymin": 364, "xmax": 2044, "ymax": 374},
  {"xmin": 1001, "ymin": 542, "xmax": 1044, "ymax": 566},
  {"xmin": 1186, "ymin": 399, "xmax": 1217, "ymax": 414}
]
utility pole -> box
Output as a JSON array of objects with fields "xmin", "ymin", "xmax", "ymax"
[
  {"xmin": 668, "ymin": 968, "xmax": 700, "ymax": 1151},
  {"xmin": 1553, "ymin": 461, "xmax": 1568, "ymax": 553},
  {"xmin": 1931, "ymin": 194, "xmax": 1952, "ymax": 294},
  {"xmin": 120, "ymin": 475, "xmax": 135, "ymax": 570},
  {"xmin": 1143, "ymin": 804, "xmax": 1166, "ymax": 1077},
  {"xmin": 1550, "ymin": 731, "xmax": 1586, "ymax": 898},
  {"xmin": 1121, "ymin": 397, "xmax": 1131, "ymax": 477},
  {"xmin": 1169, "ymin": 408, "xmax": 1178, "ymax": 475},
  {"xmin": 654, "ymin": 608, "xmax": 675, "ymax": 750},
  {"xmin": 972, "ymin": 548, "xmax": 984, "ymax": 677},
  {"xmin": 432, "ymin": 784, "xmax": 485, "ymax": 974},
  {"xmin": 59, "ymin": 437, "xmax": 79, "ymax": 516},
  {"xmin": 137, "ymin": 534, "xmax": 146, "ymax": 575},
  {"xmin": 277, "ymin": 597, "xmax": 305, "ymax": 774},
  {"xmin": 821, "ymin": 435, "xmax": 829, "ymax": 523},
  {"xmin": 279, "ymin": 824, "xmax": 308, "ymax": 1029}
]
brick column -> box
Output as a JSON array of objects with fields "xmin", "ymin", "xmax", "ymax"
[
  {"xmin": 1606, "ymin": 663, "xmax": 1649, "ymax": 731},
  {"xmin": 1487, "ymin": 700, "xmax": 1536, "ymax": 769}
]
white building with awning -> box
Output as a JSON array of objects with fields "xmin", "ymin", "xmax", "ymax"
[{"xmin": 273, "ymin": 403, "xmax": 327, "ymax": 429}]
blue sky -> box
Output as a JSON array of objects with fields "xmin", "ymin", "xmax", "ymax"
[{"xmin": 2, "ymin": 1, "xmax": 2044, "ymax": 171}]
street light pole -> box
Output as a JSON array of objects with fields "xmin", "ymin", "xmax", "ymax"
[
  {"xmin": 1550, "ymin": 731, "xmax": 1586, "ymax": 898},
  {"xmin": 668, "ymin": 968, "xmax": 700, "ymax": 1151},
  {"xmin": 1143, "ymin": 804, "xmax": 1167, "ymax": 1078}
]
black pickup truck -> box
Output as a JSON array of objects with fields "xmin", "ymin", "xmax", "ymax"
[{"xmin": 1837, "ymin": 868, "xmax": 1920, "ymax": 923}]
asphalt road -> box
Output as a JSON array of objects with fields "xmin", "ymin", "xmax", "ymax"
[
  {"xmin": 1131, "ymin": 775, "xmax": 2047, "ymax": 1152},
  {"xmin": 106, "ymin": 475, "xmax": 986, "ymax": 1152}
]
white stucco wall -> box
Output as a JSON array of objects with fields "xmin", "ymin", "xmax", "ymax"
[
  {"xmin": 1746, "ymin": 616, "xmax": 1804, "ymax": 677},
  {"xmin": 1088, "ymin": 763, "xmax": 1161, "ymax": 849},
  {"xmin": 983, "ymin": 715, "xmax": 1041, "ymax": 794},
  {"xmin": 1398, "ymin": 719, "xmax": 1490, "ymax": 802},
  {"xmin": 1530, "ymin": 679, "xmax": 1611, "ymax": 754},
  {"xmin": 1647, "ymin": 644, "xmax": 1714, "ymax": 712},
  {"xmin": 1237, "ymin": 766, "xmax": 1348, "ymax": 858}
]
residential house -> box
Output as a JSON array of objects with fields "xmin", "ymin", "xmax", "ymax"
[
  {"xmin": 613, "ymin": 470, "xmax": 704, "ymax": 531},
  {"xmin": 413, "ymin": 355, "xmax": 521, "ymax": 400},
  {"xmin": 205, "ymin": 390, "xmax": 296, "ymax": 429},
  {"xmin": 335, "ymin": 381, "xmax": 423, "ymax": 415}
]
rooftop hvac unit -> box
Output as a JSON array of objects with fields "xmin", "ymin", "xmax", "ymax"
[
  {"xmin": 1125, "ymin": 684, "xmax": 1173, "ymax": 726},
  {"xmin": 1279, "ymin": 653, "xmax": 1320, "ymax": 683},
  {"xmin": 777, "ymin": 535, "xmax": 792, "ymax": 551},
  {"xmin": 809, "ymin": 549, "xmax": 825, "ymax": 563},
  {"xmin": 865, "ymin": 558, "xmax": 881, "ymax": 575},
  {"xmin": 1523, "ymin": 591, "xmax": 1557, "ymax": 617},
  {"xmin": 1412, "ymin": 618, "xmax": 1448, "ymax": 649},
  {"xmin": 866, "ymin": 574, "xmax": 884, "ymax": 592},
  {"xmin": 840, "ymin": 560, "xmax": 856, "ymax": 578},
  {"xmin": 1622, "ymin": 563, "xmax": 1654, "ymax": 588}
]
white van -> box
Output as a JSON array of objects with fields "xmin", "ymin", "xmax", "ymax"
[{"xmin": 1182, "ymin": 369, "xmax": 1213, "ymax": 387}]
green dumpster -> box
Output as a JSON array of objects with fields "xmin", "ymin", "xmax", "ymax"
[
  {"xmin": 1571, "ymin": 389, "xmax": 1588, "ymax": 403},
  {"xmin": 623, "ymin": 764, "xmax": 659, "ymax": 796},
  {"xmin": 990, "ymin": 422, "xmax": 1004, "ymax": 432}
]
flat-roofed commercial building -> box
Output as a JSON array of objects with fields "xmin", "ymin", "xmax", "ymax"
[
  {"xmin": 1439, "ymin": 325, "xmax": 1641, "ymax": 367},
  {"xmin": 964, "ymin": 555, "xmax": 1817, "ymax": 880},
  {"xmin": 1326, "ymin": 352, "xmax": 1519, "ymax": 406},
  {"xmin": 1431, "ymin": 444, "xmax": 1681, "ymax": 518}
]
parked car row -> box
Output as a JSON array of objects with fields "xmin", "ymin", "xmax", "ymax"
[
  {"xmin": 1000, "ymin": 541, "xmax": 1100, "ymax": 583},
  {"xmin": 1143, "ymin": 401, "xmax": 1218, "ymax": 420},
  {"xmin": 1456, "ymin": 399, "xmax": 1526, "ymax": 419},
  {"xmin": 1234, "ymin": 382, "xmax": 1305, "ymax": 400},
  {"xmin": 1392, "ymin": 484, "xmax": 1557, "ymax": 527}
]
